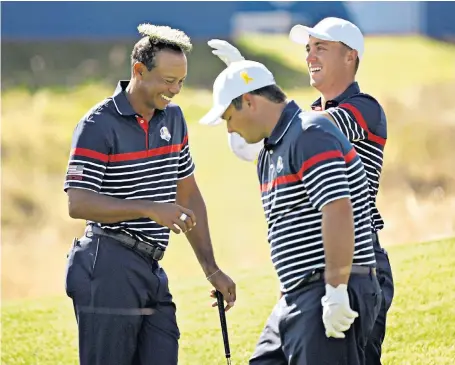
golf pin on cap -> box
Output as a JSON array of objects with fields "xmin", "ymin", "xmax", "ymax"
[{"xmin": 199, "ymin": 60, "xmax": 276, "ymax": 126}]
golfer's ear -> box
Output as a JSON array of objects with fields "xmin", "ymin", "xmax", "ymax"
[
  {"xmin": 346, "ymin": 49, "xmax": 357, "ymax": 65},
  {"xmin": 243, "ymin": 93, "xmax": 253, "ymax": 108},
  {"xmin": 133, "ymin": 62, "xmax": 145, "ymax": 79}
]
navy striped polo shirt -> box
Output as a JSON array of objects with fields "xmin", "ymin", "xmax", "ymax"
[
  {"xmin": 311, "ymin": 82, "xmax": 387, "ymax": 233},
  {"xmin": 63, "ymin": 80, "xmax": 195, "ymax": 249},
  {"xmin": 257, "ymin": 101, "xmax": 375, "ymax": 292}
]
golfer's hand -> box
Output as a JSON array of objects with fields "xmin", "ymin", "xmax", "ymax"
[
  {"xmin": 147, "ymin": 203, "xmax": 196, "ymax": 234},
  {"xmin": 321, "ymin": 284, "xmax": 359, "ymax": 338},
  {"xmin": 207, "ymin": 39, "xmax": 245, "ymax": 66},
  {"xmin": 208, "ymin": 270, "xmax": 236, "ymax": 311}
]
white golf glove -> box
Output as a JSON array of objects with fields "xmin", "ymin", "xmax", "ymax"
[
  {"xmin": 228, "ymin": 132, "xmax": 264, "ymax": 162},
  {"xmin": 207, "ymin": 39, "xmax": 245, "ymax": 66},
  {"xmin": 321, "ymin": 284, "xmax": 359, "ymax": 339}
]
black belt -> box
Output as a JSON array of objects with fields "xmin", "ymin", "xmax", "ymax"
[
  {"xmin": 306, "ymin": 265, "xmax": 376, "ymax": 285},
  {"xmin": 288, "ymin": 265, "xmax": 376, "ymax": 294},
  {"xmin": 86, "ymin": 225, "xmax": 165, "ymax": 261}
]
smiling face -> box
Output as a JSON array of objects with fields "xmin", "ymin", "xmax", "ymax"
[
  {"xmin": 305, "ymin": 36, "xmax": 357, "ymax": 92},
  {"xmin": 134, "ymin": 49, "xmax": 187, "ymax": 110}
]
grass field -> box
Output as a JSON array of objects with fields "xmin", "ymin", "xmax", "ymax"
[
  {"xmin": 2, "ymin": 34, "xmax": 455, "ymax": 364},
  {"xmin": 2, "ymin": 238, "xmax": 455, "ymax": 365}
]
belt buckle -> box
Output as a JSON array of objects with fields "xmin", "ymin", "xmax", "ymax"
[
  {"xmin": 309, "ymin": 269, "xmax": 323, "ymax": 283},
  {"xmin": 152, "ymin": 247, "xmax": 164, "ymax": 261},
  {"xmin": 301, "ymin": 269, "xmax": 321, "ymax": 285}
]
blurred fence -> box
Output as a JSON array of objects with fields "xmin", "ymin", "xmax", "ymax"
[
  {"xmin": 2, "ymin": 1, "xmax": 455, "ymax": 91},
  {"xmin": 2, "ymin": 1, "xmax": 455, "ymax": 41}
]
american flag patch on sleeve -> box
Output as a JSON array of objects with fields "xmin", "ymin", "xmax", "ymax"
[{"xmin": 67, "ymin": 164, "xmax": 84, "ymax": 180}]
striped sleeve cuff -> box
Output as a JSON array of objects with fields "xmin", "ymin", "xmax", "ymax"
[
  {"xmin": 64, "ymin": 148, "xmax": 108, "ymax": 192},
  {"xmin": 326, "ymin": 106, "xmax": 367, "ymax": 142},
  {"xmin": 177, "ymin": 138, "xmax": 195, "ymax": 180}
]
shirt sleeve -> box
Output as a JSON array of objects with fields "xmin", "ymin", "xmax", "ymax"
[
  {"xmin": 325, "ymin": 95, "xmax": 385, "ymax": 144},
  {"xmin": 177, "ymin": 111, "xmax": 195, "ymax": 180},
  {"xmin": 63, "ymin": 119, "xmax": 110, "ymax": 193},
  {"xmin": 294, "ymin": 129, "xmax": 351, "ymax": 211}
]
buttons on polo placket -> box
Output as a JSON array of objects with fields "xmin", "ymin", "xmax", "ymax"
[{"xmin": 135, "ymin": 115, "xmax": 145, "ymax": 124}]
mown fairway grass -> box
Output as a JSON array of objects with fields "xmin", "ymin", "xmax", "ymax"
[{"xmin": 2, "ymin": 238, "xmax": 455, "ymax": 365}]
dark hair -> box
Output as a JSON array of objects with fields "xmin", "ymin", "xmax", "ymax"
[
  {"xmin": 231, "ymin": 84, "xmax": 287, "ymax": 110},
  {"xmin": 341, "ymin": 42, "xmax": 360, "ymax": 74},
  {"xmin": 131, "ymin": 24, "xmax": 192, "ymax": 71}
]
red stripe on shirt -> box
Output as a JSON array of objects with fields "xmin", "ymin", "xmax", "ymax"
[
  {"xmin": 344, "ymin": 147, "xmax": 357, "ymax": 163},
  {"xmin": 109, "ymin": 143, "xmax": 183, "ymax": 162},
  {"xmin": 71, "ymin": 135, "xmax": 189, "ymax": 163},
  {"xmin": 71, "ymin": 148, "xmax": 109, "ymax": 163},
  {"xmin": 339, "ymin": 103, "xmax": 386, "ymax": 146},
  {"xmin": 298, "ymin": 150, "xmax": 344, "ymax": 178},
  {"xmin": 368, "ymin": 133, "xmax": 386, "ymax": 146},
  {"xmin": 260, "ymin": 174, "xmax": 300, "ymax": 192},
  {"xmin": 260, "ymin": 150, "xmax": 348, "ymax": 193}
]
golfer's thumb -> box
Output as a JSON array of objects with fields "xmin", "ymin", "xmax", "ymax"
[
  {"xmin": 218, "ymin": 290, "xmax": 231, "ymax": 306},
  {"xmin": 346, "ymin": 308, "xmax": 359, "ymax": 319},
  {"xmin": 227, "ymin": 291, "xmax": 236, "ymax": 306}
]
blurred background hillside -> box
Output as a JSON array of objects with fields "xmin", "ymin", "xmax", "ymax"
[{"xmin": 2, "ymin": 1, "xmax": 455, "ymax": 301}]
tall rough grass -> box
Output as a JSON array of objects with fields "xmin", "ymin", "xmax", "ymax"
[{"xmin": 2, "ymin": 35, "xmax": 455, "ymax": 300}]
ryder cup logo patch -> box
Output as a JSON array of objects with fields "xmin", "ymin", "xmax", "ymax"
[
  {"xmin": 267, "ymin": 163, "xmax": 276, "ymax": 191},
  {"xmin": 276, "ymin": 156, "xmax": 284, "ymax": 173},
  {"xmin": 160, "ymin": 126, "xmax": 171, "ymax": 142}
]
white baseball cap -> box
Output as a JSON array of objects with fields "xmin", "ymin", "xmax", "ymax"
[
  {"xmin": 199, "ymin": 60, "xmax": 276, "ymax": 126},
  {"xmin": 289, "ymin": 17, "xmax": 364, "ymax": 59}
]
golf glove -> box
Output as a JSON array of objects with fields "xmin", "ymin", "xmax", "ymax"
[
  {"xmin": 321, "ymin": 284, "xmax": 359, "ymax": 339},
  {"xmin": 228, "ymin": 132, "xmax": 264, "ymax": 162},
  {"xmin": 208, "ymin": 39, "xmax": 245, "ymax": 66}
]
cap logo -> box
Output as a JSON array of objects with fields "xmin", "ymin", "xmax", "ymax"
[{"xmin": 240, "ymin": 71, "xmax": 254, "ymax": 84}]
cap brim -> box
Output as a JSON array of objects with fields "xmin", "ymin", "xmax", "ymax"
[
  {"xmin": 289, "ymin": 24, "xmax": 334, "ymax": 45},
  {"xmin": 199, "ymin": 103, "xmax": 230, "ymax": 126}
]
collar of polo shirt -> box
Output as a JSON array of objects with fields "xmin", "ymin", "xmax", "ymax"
[
  {"xmin": 112, "ymin": 80, "xmax": 167, "ymax": 117},
  {"xmin": 311, "ymin": 81, "xmax": 360, "ymax": 110},
  {"xmin": 199, "ymin": 60, "xmax": 276, "ymax": 126},
  {"xmin": 263, "ymin": 100, "xmax": 302, "ymax": 148}
]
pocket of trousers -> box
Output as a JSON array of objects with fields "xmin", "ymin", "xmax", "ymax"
[
  {"xmin": 65, "ymin": 236, "xmax": 101, "ymax": 298},
  {"xmin": 360, "ymin": 289, "xmax": 381, "ymax": 346}
]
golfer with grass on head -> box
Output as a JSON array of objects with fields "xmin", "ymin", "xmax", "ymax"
[
  {"xmin": 200, "ymin": 57, "xmax": 381, "ymax": 364},
  {"xmin": 209, "ymin": 17, "xmax": 394, "ymax": 365},
  {"xmin": 63, "ymin": 24, "xmax": 236, "ymax": 365}
]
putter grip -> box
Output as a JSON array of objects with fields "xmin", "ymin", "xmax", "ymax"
[{"xmin": 215, "ymin": 290, "xmax": 231, "ymax": 358}]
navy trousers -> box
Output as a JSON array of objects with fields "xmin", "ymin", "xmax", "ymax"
[
  {"xmin": 365, "ymin": 234, "xmax": 394, "ymax": 365},
  {"xmin": 249, "ymin": 272, "xmax": 382, "ymax": 365},
  {"xmin": 65, "ymin": 232, "xmax": 179, "ymax": 365}
]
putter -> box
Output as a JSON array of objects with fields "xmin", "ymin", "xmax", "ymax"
[{"xmin": 215, "ymin": 290, "xmax": 232, "ymax": 365}]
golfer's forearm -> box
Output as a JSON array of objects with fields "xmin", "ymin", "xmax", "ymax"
[
  {"xmin": 183, "ymin": 192, "xmax": 219, "ymax": 276},
  {"xmin": 67, "ymin": 188, "xmax": 150, "ymax": 223},
  {"xmin": 321, "ymin": 198, "xmax": 355, "ymax": 286}
]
